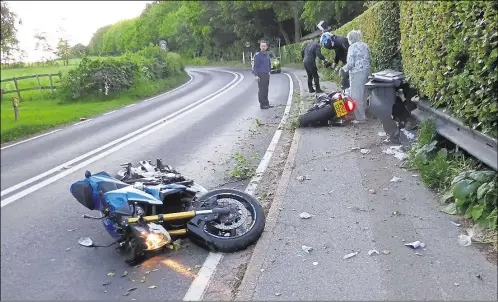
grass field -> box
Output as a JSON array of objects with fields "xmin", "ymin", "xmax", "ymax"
[{"xmin": 1, "ymin": 71, "xmax": 189, "ymax": 144}]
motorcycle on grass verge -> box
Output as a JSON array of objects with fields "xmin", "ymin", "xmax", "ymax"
[{"xmin": 70, "ymin": 168, "xmax": 265, "ymax": 265}]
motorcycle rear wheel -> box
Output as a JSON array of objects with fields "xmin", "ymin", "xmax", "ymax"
[
  {"xmin": 299, "ymin": 104, "xmax": 335, "ymax": 127},
  {"xmin": 193, "ymin": 189, "xmax": 265, "ymax": 253}
]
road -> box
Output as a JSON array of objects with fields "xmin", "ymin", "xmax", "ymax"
[{"xmin": 1, "ymin": 67, "xmax": 293, "ymax": 300}]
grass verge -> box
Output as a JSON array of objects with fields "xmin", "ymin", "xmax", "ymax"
[
  {"xmin": 1, "ymin": 72, "xmax": 190, "ymax": 144},
  {"xmin": 408, "ymin": 120, "xmax": 497, "ymax": 249}
]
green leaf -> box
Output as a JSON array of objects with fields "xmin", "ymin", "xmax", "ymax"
[
  {"xmin": 452, "ymin": 179, "xmax": 479, "ymax": 202},
  {"xmin": 476, "ymin": 182, "xmax": 490, "ymax": 200},
  {"xmin": 441, "ymin": 202, "xmax": 457, "ymax": 215},
  {"xmin": 451, "ymin": 171, "xmax": 469, "ymax": 186},
  {"xmin": 464, "ymin": 205, "xmax": 473, "ymax": 219},
  {"xmin": 471, "ymin": 204, "xmax": 485, "ymax": 221},
  {"xmin": 440, "ymin": 190, "xmax": 454, "ymax": 203},
  {"xmin": 469, "ymin": 171, "xmax": 494, "ymax": 183},
  {"xmin": 437, "ymin": 148, "xmax": 448, "ymax": 159}
]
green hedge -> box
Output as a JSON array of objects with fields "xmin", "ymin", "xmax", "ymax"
[
  {"xmin": 281, "ymin": 1, "xmax": 402, "ymax": 72},
  {"xmin": 400, "ymin": 1, "xmax": 497, "ymax": 137},
  {"xmin": 60, "ymin": 46, "xmax": 184, "ymax": 101}
]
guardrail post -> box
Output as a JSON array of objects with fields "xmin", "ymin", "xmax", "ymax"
[{"xmin": 49, "ymin": 74, "xmax": 54, "ymax": 94}]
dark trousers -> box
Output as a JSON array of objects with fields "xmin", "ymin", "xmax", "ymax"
[
  {"xmin": 304, "ymin": 64, "xmax": 320, "ymax": 91},
  {"xmin": 257, "ymin": 72, "xmax": 270, "ymax": 107}
]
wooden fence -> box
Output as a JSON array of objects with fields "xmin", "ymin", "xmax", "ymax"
[{"xmin": 0, "ymin": 72, "xmax": 62, "ymax": 100}]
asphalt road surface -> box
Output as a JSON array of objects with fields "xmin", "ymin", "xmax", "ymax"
[{"xmin": 1, "ymin": 67, "xmax": 292, "ymax": 300}]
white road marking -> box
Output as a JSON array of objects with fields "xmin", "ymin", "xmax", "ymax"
[
  {"xmin": 0, "ymin": 70, "xmax": 228, "ymax": 198},
  {"xmin": 183, "ymin": 73, "xmax": 295, "ymax": 301},
  {"xmin": 73, "ymin": 119, "xmax": 93, "ymax": 126},
  {"xmin": 125, "ymin": 104, "xmax": 136, "ymax": 108},
  {"xmin": 0, "ymin": 73, "xmax": 195, "ymax": 151},
  {"xmin": 0, "ymin": 71, "xmax": 244, "ymax": 207},
  {"xmin": 0, "ymin": 129, "xmax": 63, "ymax": 151},
  {"xmin": 103, "ymin": 110, "xmax": 117, "ymax": 116}
]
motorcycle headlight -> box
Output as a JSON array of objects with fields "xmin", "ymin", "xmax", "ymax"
[{"xmin": 145, "ymin": 232, "xmax": 169, "ymax": 251}]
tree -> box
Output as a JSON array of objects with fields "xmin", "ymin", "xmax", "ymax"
[
  {"xmin": 34, "ymin": 31, "xmax": 55, "ymax": 65},
  {"xmin": 56, "ymin": 38, "xmax": 70, "ymax": 66},
  {"xmin": 1, "ymin": 2, "xmax": 21, "ymax": 62},
  {"xmin": 70, "ymin": 43, "xmax": 88, "ymax": 59}
]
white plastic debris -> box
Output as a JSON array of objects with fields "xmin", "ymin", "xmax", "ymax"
[
  {"xmin": 401, "ymin": 129, "xmax": 416, "ymax": 141},
  {"xmin": 360, "ymin": 149, "xmax": 371, "ymax": 154},
  {"xmin": 450, "ymin": 221, "xmax": 461, "ymax": 227},
  {"xmin": 351, "ymin": 147, "xmax": 360, "ymax": 151},
  {"xmin": 390, "ymin": 176, "xmax": 402, "ymax": 183},
  {"xmin": 368, "ymin": 249, "xmax": 380, "ymax": 256},
  {"xmin": 343, "ymin": 251, "xmax": 359, "ymax": 259},
  {"xmin": 405, "ymin": 241, "xmax": 426, "ymax": 249},
  {"xmin": 378, "ymin": 132, "xmax": 387, "ymax": 137},
  {"xmin": 296, "ymin": 175, "xmax": 306, "ymax": 182},
  {"xmin": 382, "ymin": 145, "xmax": 406, "ymax": 160},
  {"xmin": 302, "ymin": 245, "xmax": 313, "ymax": 253},
  {"xmin": 299, "ymin": 212, "xmax": 313, "ymax": 219},
  {"xmin": 458, "ymin": 228, "xmax": 476, "ymax": 246},
  {"xmin": 313, "ymin": 262, "xmax": 318, "ymax": 266}
]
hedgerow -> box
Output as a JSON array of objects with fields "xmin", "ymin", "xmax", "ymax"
[
  {"xmin": 400, "ymin": 1, "xmax": 498, "ymax": 137},
  {"xmin": 59, "ymin": 46, "xmax": 184, "ymax": 101}
]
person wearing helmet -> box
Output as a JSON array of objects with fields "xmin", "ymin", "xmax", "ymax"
[
  {"xmin": 301, "ymin": 40, "xmax": 330, "ymax": 93},
  {"xmin": 320, "ymin": 32, "xmax": 349, "ymax": 70}
]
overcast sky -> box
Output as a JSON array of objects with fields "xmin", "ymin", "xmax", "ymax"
[{"xmin": 6, "ymin": 1, "xmax": 151, "ymax": 62}]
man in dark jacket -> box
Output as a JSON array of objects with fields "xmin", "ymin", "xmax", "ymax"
[
  {"xmin": 301, "ymin": 41, "xmax": 330, "ymax": 93},
  {"xmin": 320, "ymin": 32, "xmax": 349, "ymax": 69},
  {"xmin": 253, "ymin": 41, "xmax": 273, "ymax": 109}
]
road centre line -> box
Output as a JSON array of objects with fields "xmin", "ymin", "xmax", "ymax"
[{"xmin": 0, "ymin": 70, "xmax": 240, "ymax": 201}]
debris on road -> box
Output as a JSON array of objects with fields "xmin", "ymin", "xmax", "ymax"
[
  {"xmin": 368, "ymin": 188, "xmax": 377, "ymax": 194},
  {"xmin": 103, "ymin": 281, "xmax": 111, "ymax": 286},
  {"xmin": 450, "ymin": 221, "xmax": 461, "ymax": 227},
  {"xmin": 378, "ymin": 132, "xmax": 387, "ymax": 137},
  {"xmin": 382, "ymin": 250, "xmax": 391, "ymax": 255},
  {"xmin": 67, "ymin": 229, "xmax": 76, "ymax": 232},
  {"xmin": 313, "ymin": 262, "xmax": 318, "ymax": 266},
  {"xmin": 405, "ymin": 241, "xmax": 426, "ymax": 249},
  {"xmin": 351, "ymin": 147, "xmax": 360, "ymax": 151},
  {"xmin": 107, "ymin": 271, "xmax": 116, "ymax": 277},
  {"xmin": 65, "ymin": 248, "xmax": 71, "ymax": 251},
  {"xmin": 401, "ymin": 129, "xmax": 416, "ymax": 141},
  {"xmin": 360, "ymin": 149, "xmax": 371, "ymax": 155},
  {"xmin": 296, "ymin": 175, "xmax": 311, "ymax": 182},
  {"xmin": 299, "ymin": 212, "xmax": 313, "ymax": 219},
  {"xmin": 148, "ymin": 285, "xmax": 157, "ymax": 289},
  {"xmin": 476, "ymin": 274, "xmax": 483, "ymax": 280},
  {"xmin": 415, "ymin": 252, "xmax": 423, "ymax": 256},
  {"xmin": 302, "ymin": 245, "xmax": 313, "ymax": 253},
  {"xmin": 382, "ymin": 146, "xmax": 407, "ymax": 160},
  {"xmin": 121, "ymin": 271, "xmax": 128, "ymax": 277},
  {"xmin": 275, "ymin": 293, "xmax": 282, "ymax": 296},
  {"xmin": 368, "ymin": 249, "xmax": 380, "ymax": 256},
  {"xmin": 343, "ymin": 251, "xmax": 359, "ymax": 259},
  {"xmin": 390, "ymin": 176, "xmax": 402, "ymax": 183},
  {"xmin": 392, "ymin": 211, "xmax": 402, "ymax": 216}
]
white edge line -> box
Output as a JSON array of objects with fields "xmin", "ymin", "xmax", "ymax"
[
  {"xmin": 0, "ymin": 71, "xmax": 221, "ymax": 198},
  {"xmin": 0, "ymin": 129, "xmax": 62, "ymax": 151},
  {"xmin": 0, "ymin": 71, "xmax": 244, "ymax": 207},
  {"xmin": 0, "ymin": 73, "xmax": 195, "ymax": 152},
  {"xmin": 73, "ymin": 119, "xmax": 93, "ymax": 126},
  {"xmin": 182, "ymin": 73, "xmax": 294, "ymax": 301},
  {"xmin": 103, "ymin": 110, "xmax": 117, "ymax": 116},
  {"xmin": 125, "ymin": 104, "xmax": 136, "ymax": 108}
]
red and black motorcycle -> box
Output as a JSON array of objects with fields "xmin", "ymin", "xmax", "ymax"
[{"xmin": 298, "ymin": 90, "xmax": 356, "ymax": 127}]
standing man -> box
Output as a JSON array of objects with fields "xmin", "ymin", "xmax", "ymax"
[
  {"xmin": 253, "ymin": 41, "xmax": 273, "ymax": 109},
  {"xmin": 301, "ymin": 40, "xmax": 330, "ymax": 93}
]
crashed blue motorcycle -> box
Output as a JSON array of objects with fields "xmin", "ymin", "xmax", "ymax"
[{"xmin": 70, "ymin": 163, "xmax": 265, "ymax": 265}]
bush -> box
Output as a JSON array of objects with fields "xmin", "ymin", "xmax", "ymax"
[
  {"xmin": 400, "ymin": 1, "xmax": 498, "ymax": 137},
  {"xmin": 281, "ymin": 1, "xmax": 402, "ymax": 72},
  {"xmin": 60, "ymin": 46, "xmax": 184, "ymax": 101}
]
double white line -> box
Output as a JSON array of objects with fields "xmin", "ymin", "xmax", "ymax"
[{"xmin": 1, "ymin": 70, "xmax": 245, "ymax": 208}]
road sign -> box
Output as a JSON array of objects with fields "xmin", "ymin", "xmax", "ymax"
[
  {"xmin": 159, "ymin": 40, "xmax": 167, "ymax": 50},
  {"xmin": 317, "ymin": 20, "xmax": 327, "ymax": 31},
  {"xmin": 245, "ymin": 41, "xmax": 251, "ymax": 48}
]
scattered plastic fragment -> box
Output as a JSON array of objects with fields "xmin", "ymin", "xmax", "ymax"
[
  {"xmin": 382, "ymin": 146, "xmax": 406, "ymax": 160},
  {"xmin": 405, "ymin": 241, "xmax": 426, "ymax": 249},
  {"xmin": 360, "ymin": 149, "xmax": 371, "ymax": 154},
  {"xmin": 368, "ymin": 250, "xmax": 379, "ymax": 256},
  {"xmin": 401, "ymin": 129, "xmax": 416, "ymax": 141},
  {"xmin": 368, "ymin": 189, "xmax": 376, "ymax": 194},
  {"xmin": 378, "ymin": 132, "xmax": 387, "ymax": 137},
  {"xmin": 302, "ymin": 245, "xmax": 313, "ymax": 253},
  {"xmin": 299, "ymin": 212, "xmax": 313, "ymax": 219},
  {"xmin": 275, "ymin": 293, "xmax": 282, "ymax": 296},
  {"xmin": 343, "ymin": 252, "xmax": 359, "ymax": 259},
  {"xmin": 450, "ymin": 221, "xmax": 461, "ymax": 227},
  {"xmin": 382, "ymin": 250, "xmax": 391, "ymax": 255},
  {"xmin": 390, "ymin": 176, "xmax": 402, "ymax": 183},
  {"xmin": 313, "ymin": 262, "xmax": 318, "ymax": 266},
  {"xmin": 297, "ymin": 175, "xmax": 311, "ymax": 182}
]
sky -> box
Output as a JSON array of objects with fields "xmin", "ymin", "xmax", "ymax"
[{"xmin": 6, "ymin": 1, "xmax": 152, "ymax": 62}]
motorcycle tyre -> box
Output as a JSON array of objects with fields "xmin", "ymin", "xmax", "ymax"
[
  {"xmin": 299, "ymin": 104, "xmax": 335, "ymax": 127},
  {"xmin": 193, "ymin": 189, "xmax": 265, "ymax": 253}
]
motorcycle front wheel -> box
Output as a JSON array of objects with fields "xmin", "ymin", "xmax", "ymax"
[{"xmin": 193, "ymin": 189, "xmax": 265, "ymax": 253}]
